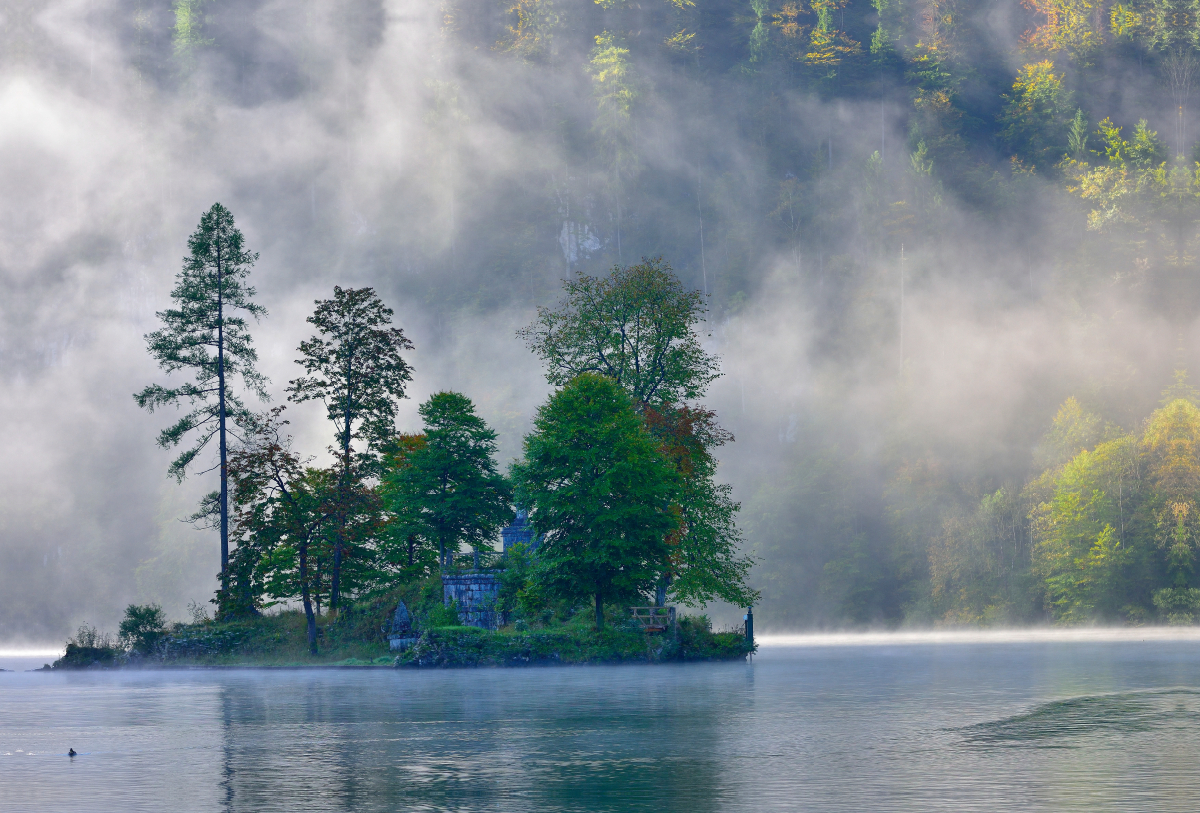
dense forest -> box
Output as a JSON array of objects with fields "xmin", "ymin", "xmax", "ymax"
[{"xmin": 7, "ymin": 0, "xmax": 1200, "ymax": 636}]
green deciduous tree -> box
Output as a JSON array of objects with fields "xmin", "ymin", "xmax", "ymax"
[
  {"xmin": 511, "ymin": 373, "xmax": 679, "ymax": 629},
  {"xmin": 227, "ymin": 407, "xmax": 331, "ymax": 652},
  {"xmin": 382, "ymin": 392, "xmax": 512, "ymax": 570},
  {"xmin": 643, "ymin": 404, "xmax": 759, "ymax": 608},
  {"xmin": 1038, "ymin": 395, "xmax": 1105, "ymax": 468},
  {"xmin": 518, "ymin": 257, "xmax": 719, "ymax": 406},
  {"xmin": 134, "ymin": 203, "xmax": 267, "ymax": 595},
  {"xmin": 1027, "ymin": 386, "xmax": 1200, "ymax": 623},
  {"xmin": 288, "ymin": 286, "xmax": 413, "ymax": 614},
  {"xmin": 998, "ymin": 60, "xmax": 1073, "ymax": 170},
  {"xmin": 1143, "ymin": 395, "xmax": 1200, "ymax": 620},
  {"xmin": 378, "ymin": 434, "xmax": 440, "ymax": 582},
  {"xmin": 118, "ymin": 603, "xmax": 168, "ymax": 656},
  {"xmin": 1032, "ymin": 434, "xmax": 1146, "ymax": 622},
  {"xmin": 520, "ymin": 259, "xmax": 758, "ymax": 613}
]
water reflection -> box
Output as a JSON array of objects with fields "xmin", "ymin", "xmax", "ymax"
[
  {"xmin": 5, "ymin": 643, "xmax": 1200, "ymax": 811},
  {"xmin": 206, "ymin": 666, "xmax": 745, "ymax": 812},
  {"xmin": 959, "ymin": 688, "xmax": 1200, "ymax": 746}
]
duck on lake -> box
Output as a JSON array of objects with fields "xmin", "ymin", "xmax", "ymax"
[{"xmin": 68, "ymin": 748, "xmax": 76, "ymax": 757}]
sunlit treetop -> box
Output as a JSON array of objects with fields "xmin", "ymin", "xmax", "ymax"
[{"xmin": 518, "ymin": 257, "xmax": 720, "ymax": 407}]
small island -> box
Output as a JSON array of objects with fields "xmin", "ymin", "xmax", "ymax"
[
  {"xmin": 53, "ymin": 216, "xmax": 756, "ymax": 670},
  {"xmin": 52, "ymin": 564, "xmax": 753, "ymax": 670},
  {"xmin": 52, "ymin": 596, "xmax": 752, "ymax": 671}
]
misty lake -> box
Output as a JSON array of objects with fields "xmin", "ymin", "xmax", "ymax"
[{"xmin": 4, "ymin": 635, "xmax": 1200, "ymax": 812}]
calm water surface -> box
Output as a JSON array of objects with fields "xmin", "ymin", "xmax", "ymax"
[{"xmin": 3, "ymin": 639, "xmax": 1200, "ymax": 812}]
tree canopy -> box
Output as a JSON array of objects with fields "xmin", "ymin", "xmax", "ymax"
[
  {"xmin": 288, "ymin": 286, "xmax": 413, "ymax": 613},
  {"xmin": 1023, "ymin": 385, "xmax": 1200, "ymax": 624},
  {"xmin": 519, "ymin": 258, "xmax": 756, "ymax": 614},
  {"xmin": 518, "ymin": 257, "xmax": 719, "ymax": 407},
  {"xmin": 288, "ymin": 286, "xmax": 415, "ymax": 471},
  {"xmin": 227, "ymin": 407, "xmax": 332, "ymax": 651},
  {"xmin": 512, "ymin": 373, "xmax": 679, "ymax": 629},
  {"xmin": 381, "ymin": 392, "xmax": 512, "ymax": 570},
  {"xmin": 644, "ymin": 404, "xmax": 759, "ymax": 609}
]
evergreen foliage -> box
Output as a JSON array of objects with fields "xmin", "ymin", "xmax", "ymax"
[
  {"xmin": 380, "ymin": 392, "xmax": 512, "ymax": 569},
  {"xmin": 118, "ymin": 0, "xmax": 1200, "ymax": 632},
  {"xmin": 134, "ymin": 203, "xmax": 267, "ymax": 593}
]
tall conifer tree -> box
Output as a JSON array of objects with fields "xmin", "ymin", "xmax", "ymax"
[{"xmin": 135, "ymin": 203, "xmax": 267, "ymax": 595}]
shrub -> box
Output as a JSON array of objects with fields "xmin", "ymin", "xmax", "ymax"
[
  {"xmin": 422, "ymin": 599, "xmax": 462, "ymax": 628},
  {"xmin": 188, "ymin": 600, "xmax": 211, "ymax": 625},
  {"xmin": 69, "ymin": 623, "xmax": 115, "ymax": 650},
  {"xmin": 119, "ymin": 604, "xmax": 168, "ymax": 656},
  {"xmin": 53, "ymin": 624, "xmax": 121, "ymax": 669}
]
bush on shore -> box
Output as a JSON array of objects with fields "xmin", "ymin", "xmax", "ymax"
[
  {"xmin": 53, "ymin": 624, "xmax": 122, "ymax": 669},
  {"xmin": 397, "ymin": 620, "xmax": 752, "ymax": 668}
]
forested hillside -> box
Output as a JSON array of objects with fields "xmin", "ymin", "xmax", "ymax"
[
  {"xmin": 5, "ymin": 0, "xmax": 1200, "ymax": 635},
  {"xmin": 416, "ymin": 0, "xmax": 1200, "ymax": 627}
]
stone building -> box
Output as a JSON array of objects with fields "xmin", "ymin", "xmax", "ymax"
[
  {"xmin": 442, "ymin": 572, "xmax": 502, "ymax": 629},
  {"xmin": 500, "ymin": 509, "xmax": 540, "ymax": 554},
  {"xmin": 438, "ymin": 510, "xmax": 542, "ymax": 630}
]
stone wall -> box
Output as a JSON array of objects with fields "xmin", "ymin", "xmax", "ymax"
[{"xmin": 442, "ymin": 572, "xmax": 502, "ymax": 630}]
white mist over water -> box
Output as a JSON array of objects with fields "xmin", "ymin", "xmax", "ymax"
[
  {"xmin": 758, "ymin": 628, "xmax": 1200, "ymax": 647},
  {"xmin": 6, "ymin": 639, "xmax": 1200, "ymax": 811},
  {"xmin": 0, "ymin": 649, "xmax": 64, "ymax": 672}
]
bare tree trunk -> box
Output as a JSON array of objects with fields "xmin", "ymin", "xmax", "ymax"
[
  {"xmin": 299, "ymin": 539, "xmax": 317, "ymax": 655},
  {"xmin": 331, "ymin": 381, "xmax": 353, "ymax": 615},
  {"xmin": 216, "ymin": 242, "xmax": 229, "ymax": 597},
  {"xmin": 330, "ymin": 543, "xmax": 343, "ymax": 614}
]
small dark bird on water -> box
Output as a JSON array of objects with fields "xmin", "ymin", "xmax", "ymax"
[{"xmin": 68, "ymin": 749, "xmax": 76, "ymax": 757}]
